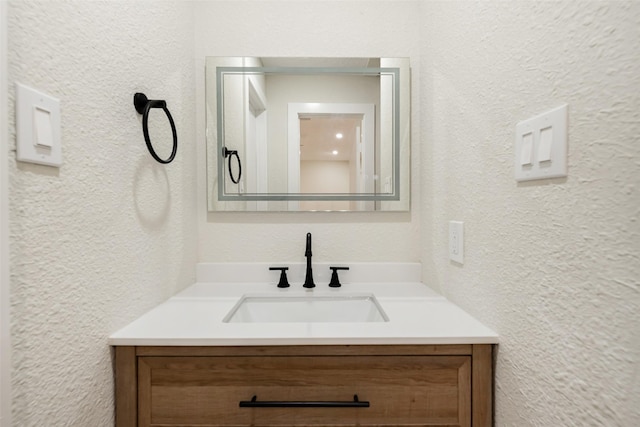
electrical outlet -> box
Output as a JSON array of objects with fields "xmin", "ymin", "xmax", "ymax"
[{"xmin": 449, "ymin": 221, "xmax": 464, "ymax": 264}]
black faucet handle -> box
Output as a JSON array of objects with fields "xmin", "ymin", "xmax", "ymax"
[
  {"xmin": 269, "ymin": 267, "xmax": 290, "ymax": 288},
  {"xmin": 328, "ymin": 266, "xmax": 350, "ymax": 288}
]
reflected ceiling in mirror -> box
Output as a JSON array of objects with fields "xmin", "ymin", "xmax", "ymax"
[{"xmin": 206, "ymin": 57, "xmax": 410, "ymax": 212}]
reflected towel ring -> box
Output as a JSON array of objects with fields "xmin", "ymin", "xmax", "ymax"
[
  {"xmin": 222, "ymin": 147, "xmax": 242, "ymax": 184},
  {"xmin": 134, "ymin": 93, "xmax": 177, "ymax": 164}
]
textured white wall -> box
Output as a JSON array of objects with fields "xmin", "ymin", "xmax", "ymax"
[
  {"xmin": 420, "ymin": 2, "xmax": 640, "ymax": 425},
  {"xmin": 7, "ymin": 1, "xmax": 638, "ymax": 426},
  {"xmin": 195, "ymin": 0, "xmax": 422, "ymax": 263},
  {"xmin": 8, "ymin": 1, "xmax": 198, "ymax": 425},
  {"xmin": 0, "ymin": 2, "xmax": 10, "ymax": 425}
]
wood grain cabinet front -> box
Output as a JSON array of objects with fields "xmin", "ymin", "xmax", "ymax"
[{"xmin": 115, "ymin": 345, "xmax": 493, "ymax": 427}]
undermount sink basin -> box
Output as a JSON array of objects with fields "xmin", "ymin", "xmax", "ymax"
[{"xmin": 223, "ymin": 293, "xmax": 389, "ymax": 323}]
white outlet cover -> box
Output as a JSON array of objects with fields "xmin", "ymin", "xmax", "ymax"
[
  {"xmin": 449, "ymin": 221, "xmax": 464, "ymax": 264},
  {"xmin": 515, "ymin": 104, "xmax": 567, "ymax": 182},
  {"xmin": 16, "ymin": 83, "xmax": 62, "ymax": 167}
]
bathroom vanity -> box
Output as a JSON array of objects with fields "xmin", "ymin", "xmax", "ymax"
[
  {"xmin": 110, "ymin": 263, "xmax": 498, "ymax": 427},
  {"xmin": 115, "ymin": 344, "xmax": 491, "ymax": 427}
]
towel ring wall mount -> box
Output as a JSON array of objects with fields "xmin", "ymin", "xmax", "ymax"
[{"xmin": 134, "ymin": 93, "xmax": 177, "ymax": 164}]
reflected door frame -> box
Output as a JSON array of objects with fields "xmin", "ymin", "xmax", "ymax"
[
  {"xmin": 244, "ymin": 76, "xmax": 268, "ymax": 211},
  {"xmin": 287, "ymin": 102, "xmax": 375, "ymax": 211}
]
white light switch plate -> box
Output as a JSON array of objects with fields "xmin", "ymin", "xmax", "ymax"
[
  {"xmin": 16, "ymin": 83, "xmax": 62, "ymax": 167},
  {"xmin": 449, "ymin": 221, "xmax": 464, "ymax": 264},
  {"xmin": 515, "ymin": 104, "xmax": 567, "ymax": 182}
]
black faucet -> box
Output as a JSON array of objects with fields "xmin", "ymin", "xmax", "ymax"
[{"xmin": 303, "ymin": 232, "xmax": 315, "ymax": 288}]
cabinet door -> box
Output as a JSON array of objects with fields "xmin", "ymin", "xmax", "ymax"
[{"xmin": 138, "ymin": 355, "xmax": 471, "ymax": 427}]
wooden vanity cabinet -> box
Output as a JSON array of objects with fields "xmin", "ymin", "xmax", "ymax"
[{"xmin": 115, "ymin": 344, "xmax": 493, "ymax": 427}]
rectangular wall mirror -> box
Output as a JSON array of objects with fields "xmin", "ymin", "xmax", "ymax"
[{"xmin": 206, "ymin": 57, "xmax": 410, "ymax": 212}]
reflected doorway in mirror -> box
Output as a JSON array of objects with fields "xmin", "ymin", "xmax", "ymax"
[{"xmin": 288, "ymin": 103, "xmax": 375, "ymax": 211}]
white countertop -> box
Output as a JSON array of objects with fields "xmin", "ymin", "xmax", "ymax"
[{"xmin": 108, "ymin": 263, "xmax": 498, "ymax": 346}]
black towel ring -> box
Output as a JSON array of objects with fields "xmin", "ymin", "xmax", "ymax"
[
  {"xmin": 134, "ymin": 93, "xmax": 177, "ymax": 164},
  {"xmin": 222, "ymin": 147, "xmax": 242, "ymax": 184}
]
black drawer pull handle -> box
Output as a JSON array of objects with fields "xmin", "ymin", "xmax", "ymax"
[{"xmin": 239, "ymin": 394, "xmax": 369, "ymax": 408}]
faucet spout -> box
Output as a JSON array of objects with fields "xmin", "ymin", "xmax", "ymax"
[{"xmin": 303, "ymin": 232, "xmax": 315, "ymax": 288}]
